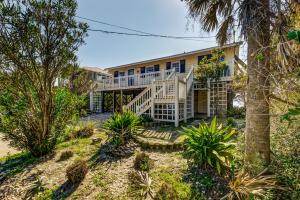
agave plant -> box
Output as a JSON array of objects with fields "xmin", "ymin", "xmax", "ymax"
[
  {"xmin": 103, "ymin": 111, "xmax": 141, "ymax": 146},
  {"xmin": 222, "ymin": 169, "xmax": 285, "ymax": 200},
  {"xmin": 180, "ymin": 117, "xmax": 236, "ymax": 174}
]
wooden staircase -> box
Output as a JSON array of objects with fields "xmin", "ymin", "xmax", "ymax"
[{"xmin": 123, "ymin": 67, "xmax": 195, "ymax": 126}]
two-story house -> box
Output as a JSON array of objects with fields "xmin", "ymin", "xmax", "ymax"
[{"xmin": 88, "ymin": 42, "xmax": 242, "ymax": 126}]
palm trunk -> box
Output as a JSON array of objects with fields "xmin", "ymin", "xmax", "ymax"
[{"xmin": 245, "ymin": 0, "xmax": 271, "ymax": 171}]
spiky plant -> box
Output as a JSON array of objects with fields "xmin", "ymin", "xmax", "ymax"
[
  {"xmin": 222, "ymin": 169, "xmax": 285, "ymax": 200},
  {"xmin": 103, "ymin": 111, "xmax": 141, "ymax": 146},
  {"xmin": 180, "ymin": 117, "xmax": 236, "ymax": 174},
  {"xmin": 129, "ymin": 171, "xmax": 154, "ymax": 199}
]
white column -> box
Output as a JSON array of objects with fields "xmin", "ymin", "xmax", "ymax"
[
  {"xmin": 191, "ymin": 88, "xmax": 195, "ymax": 118},
  {"xmin": 89, "ymin": 91, "xmax": 94, "ymax": 112},
  {"xmin": 207, "ymin": 79, "xmax": 211, "ymax": 117},
  {"xmin": 151, "ymin": 81, "xmax": 155, "ymax": 119},
  {"xmin": 175, "ymin": 76, "xmax": 179, "ymax": 127},
  {"xmin": 184, "ymin": 81, "xmax": 187, "ymax": 123}
]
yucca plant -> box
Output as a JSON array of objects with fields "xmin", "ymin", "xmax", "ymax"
[
  {"xmin": 180, "ymin": 117, "xmax": 236, "ymax": 174},
  {"xmin": 103, "ymin": 111, "xmax": 141, "ymax": 146},
  {"xmin": 129, "ymin": 171, "xmax": 154, "ymax": 199},
  {"xmin": 222, "ymin": 169, "xmax": 285, "ymax": 200}
]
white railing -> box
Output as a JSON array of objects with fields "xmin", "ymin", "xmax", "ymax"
[
  {"xmin": 124, "ymin": 87, "xmax": 152, "ymax": 115},
  {"xmin": 96, "ymin": 69, "xmax": 175, "ymax": 90}
]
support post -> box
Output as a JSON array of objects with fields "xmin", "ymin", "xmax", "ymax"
[
  {"xmin": 113, "ymin": 91, "xmax": 115, "ymax": 113},
  {"xmin": 207, "ymin": 80, "xmax": 211, "ymax": 118},
  {"xmin": 175, "ymin": 76, "xmax": 179, "ymax": 127},
  {"xmin": 184, "ymin": 82, "xmax": 187, "ymax": 123},
  {"xmin": 151, "ymin": 81, "xmax": 155, "ymax": 119},
  {"xmin": 120, "ymin": 90, "xmax": 123, "ymax": 112},
  {"xmin": 89, "ymin": 91, "xmax": 93, "ymax": 112},
  {"xmin": 191, "ymin": 89, "xmax": 195, "ymax": 118}
]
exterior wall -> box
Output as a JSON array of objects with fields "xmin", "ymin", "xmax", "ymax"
[{"xmin": 106, "ymin": 48, "xmax": 236, "ymax": 77}]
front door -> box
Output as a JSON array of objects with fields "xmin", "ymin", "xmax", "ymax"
[{"xmin": 128, "ymin": 69, "xmax": 134, "ymax": 86}]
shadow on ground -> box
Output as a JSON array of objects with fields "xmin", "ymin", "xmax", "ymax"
[
  {"xmin": 51, "ymin": 181, "xmax": 81, "ymax": 200},
  {"xmin": 0, "ymin": 152, "xmax": 55, "ymax": 184}
]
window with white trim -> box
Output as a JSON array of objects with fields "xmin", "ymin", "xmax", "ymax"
[{"xmin": 171, "ymin": 61, "xmax": 180, "ymax": 72}]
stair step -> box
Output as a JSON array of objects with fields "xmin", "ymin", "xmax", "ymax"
[{"xmin": 134, "ymin": 134, "xmax": 185, "ymax": 151}]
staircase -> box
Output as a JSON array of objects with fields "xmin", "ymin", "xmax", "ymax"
[{"xmin": 123, "ymin": 67, "xmax": 195, "ymax": 126}]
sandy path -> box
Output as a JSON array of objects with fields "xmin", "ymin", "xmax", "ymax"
[{"xmin": 0, "ymin": 135, "xmax": 19, "ymax": 158}]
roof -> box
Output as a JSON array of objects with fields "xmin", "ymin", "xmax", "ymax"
[
  {"xmin": 106, "ymin": 42, "xmax": 242, "ymax": 70},
  {"xmin": 82, "ymin": 67, "xmax": 112, "ymax": 76}
]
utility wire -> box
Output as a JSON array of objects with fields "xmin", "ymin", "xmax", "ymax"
[
  {"xmin": 87, "ymin": 28, "xmax": 216, "ymax": 42},
  {"xmin": 76, "ymin": 15, "xmax": 216, "ymax": 40}
]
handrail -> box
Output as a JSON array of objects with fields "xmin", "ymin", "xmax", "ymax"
[
  {"xmin": 185, "ymin": 65, "xmax": 195, "ymax": 82},
  {"xmin": 124, "ymin": 86, "xmax": 151, "ymax": 110}
]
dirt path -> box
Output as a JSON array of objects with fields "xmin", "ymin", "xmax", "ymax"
[{"xmin": 0, "ymin": 135, "xmax": 19, "ymax": 158}]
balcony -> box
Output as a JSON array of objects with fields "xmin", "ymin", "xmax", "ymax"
[{"xmin": 95, "ymin": 69, "xmax": 176, "ymax": 91}]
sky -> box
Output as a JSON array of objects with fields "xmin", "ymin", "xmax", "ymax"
[{"xmin": 76, "ymin": 0, "xmax": 218, "ymax": 68}]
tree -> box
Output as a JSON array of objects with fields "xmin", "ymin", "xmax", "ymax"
[
  {"xmin": 0, "ymin": 0, "xmax": 88, "ymax": 157},
  {"xmin": 183, "ymin": 0, "xmax": 294, "ymax": 171},
  {"xmin": 195, "ymin": 49, "xmax": 228, "ymax": 116}
]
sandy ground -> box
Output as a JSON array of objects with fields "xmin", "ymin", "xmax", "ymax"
[{"xmin": 0, "ymin": 135, "xmax": 19, "ymax": 158}]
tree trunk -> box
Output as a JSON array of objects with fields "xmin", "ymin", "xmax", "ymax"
[{"xmin": 245, "ymin": 0, "xmax": 271, "ymax": 172}]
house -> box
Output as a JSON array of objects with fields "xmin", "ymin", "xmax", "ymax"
[{"xmin": 88, "ymin": 42, "xmax": 243, "ymax": 126}]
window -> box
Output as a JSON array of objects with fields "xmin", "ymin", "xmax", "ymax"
[
  {"xmin": 146, "ymin": 66, "xmax": 154, "ymax": 73},
  {"xmin": 119, "ymin": 72, "xmax": 125, "ymax": 76},
  {"xmin": 171, "ymin": 61, "xmax": 180, "ymax": 72}
]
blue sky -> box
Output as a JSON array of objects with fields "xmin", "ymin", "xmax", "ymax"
[{"xmin": 76, "ymin": 0, "xmax": 217, "ymax": 68}]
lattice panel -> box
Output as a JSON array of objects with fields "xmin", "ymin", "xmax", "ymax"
[
  {"xmin": 154, "ymin": 103, "xmax": 175, "ymax": 121},
  {"xmin": 93, "ymin": 92, "xmax": 102, "ymax": 113},
  {"xmin": 210, "ymin": 81, "xmax": 227, "ymax": 116}
]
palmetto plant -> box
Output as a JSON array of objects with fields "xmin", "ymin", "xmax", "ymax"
[
  {"xmin": 180, "ymin": 117, "xmax": 236, "ymax": 174},
  {"xmin": 222, "ymin": 169, "xmax": 285, "ymax": 200},
  {"xmin": 103, "ymin": 111, "xmax": 141, "ymax": 146}
]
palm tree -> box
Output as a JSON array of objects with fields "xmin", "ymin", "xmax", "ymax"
[{"xmin": 183, "ymin": 0, "xmax": 272, "ymax": 170}]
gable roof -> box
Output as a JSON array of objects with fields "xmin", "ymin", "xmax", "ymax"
[{"xmin": 106, "ymin": 42, "xmax": 242, "ymax": 70}]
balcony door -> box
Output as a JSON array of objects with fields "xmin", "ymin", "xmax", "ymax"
[{"xmin": 128, "ymin": 69, "xmax": 135, "ymax": 86}]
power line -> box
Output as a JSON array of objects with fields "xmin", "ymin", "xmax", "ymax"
[
  {"xmin": 76, "ymin": 15, "xmax": 216, "ymax": 40},
  {"xmin": 87, "ymin": 28, "xmax": 216, "ymax": 42}
]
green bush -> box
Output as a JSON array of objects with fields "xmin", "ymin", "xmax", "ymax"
[
  {"xmin": 227, "ymin": 107, "xmax": 246, "ymax": 119},
  {"xmin": 103, "ymin": 111, "xmax": 140, "ymax": 146},
  {"xmin": 66, "ymin": 159, "xmax": 88, "ymax": 184},
  {"xmin": 140, "ymin": 115, "xmax": 154, "ymax": 123},
  {"xmin": 58, "ymin": 150, "xmax": 73, "ymax": 161},
  {"xmin": 226, "ymin": 117, "xmax": 237, "ymax": 127},
  {"xmin": 72, "ymin": 123, "xmax": 95, "ymax": 139},
  {"xmin": 134, "ymin": 152, "xmax": 154, "ymax": 172},
  {"xmin": 156, "ymin": 172, "xmax": 192, "ymax": 200},
  {"xmin": 0, "ymin": 88, "xmax": 85, "ymax": 157},
  {"xmin": 180, "ymin": 117, "xmax": 236, "ymax": 174}
]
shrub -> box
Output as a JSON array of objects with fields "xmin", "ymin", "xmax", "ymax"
[
  {"xmin": 227, "ymin": 107, "xmax": 246, "ymax": 119},
  {"xmin": 223, "ymin": 169, "xmax": 283, "ymax": 200},
  {"xmin": 140, "ymin": 115, "xmax": 154, "ymax": 123},
  {"xmin": 157, "ymin": 171, "xmax": 192, "ymax": 200},
  {"xmin": 103, "ymin": 111, "xmax": 140, "ymax": 146},
  {"xmin": 58, "ymin": 150, "xmax": 73, "ymax": 161},
  {"xmin": 0, "ymin": 88, "xmax": 85, "ymax": 157},
  {"xmin": 180, "ymin": 117, "xmax": 236, "ymax": 174},
  {"xmin": 226, "ymin": 117, "xmax": 237, "ymax": 127},
  {"xmin": 134, "ymin": 152, "xmax": 154, "ymax": 172},
  {"xmin": 155, "ymin": 183, "xmax": 179, "ymax": 200},
  {"xmin": 66, "ymin": 159, "xmax": 88, "ymax": 184}
]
